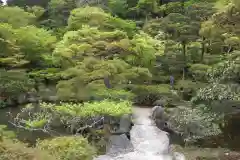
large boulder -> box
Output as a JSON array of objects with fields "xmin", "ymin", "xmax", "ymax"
[
  {"xmin": 151, "ymin": 106, "xmax": 185, "ymax": 146},
  {"xmin": 151, "ymin": 105, "xmax": 166, "ymax": 121},
  {"xmin": 111, "ymin": 114, "xmax": 133, "ymax": 140},
  {"xmin": 106, "ymin": 134, "xmax": 134, "ymax": 156}
]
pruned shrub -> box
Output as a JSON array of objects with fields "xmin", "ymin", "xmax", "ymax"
[
  {"xmin": 130, "ymin": 84, "xmax": 172, "ymax": 106},
  {"xmin": 166, "ymin": 105, "xmax": 222, "ymax": 145},
  {"xmin": 189, "ymin": 64, "xmax": 211, "ymax": 82},
  {"xmin": 11, "ymin": 100, "xmax": 132, "ymax": 134},
  {"xmin": 176, "ymin": 80, "xmax": 205, "ymax": 101}
]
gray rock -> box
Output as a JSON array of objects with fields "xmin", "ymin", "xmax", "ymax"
[
  {"xmin": 118, "ymin": 114, "xmax": 133, "ymax": 133},
  {"xmin": 152, "ymin": 105, "xmax": 165, "ymax": 120},
  {"xmin": 17, "ymin": 94, "xmax": 27, "ymax": 104},
  {"xmin": 106, "ymin": 134, "xmax": 134, "ymax": 156},
  {"xmin": 94, "ymin": 155, "xmax": 112, "ymax": 160},
  {"xmin": 173, "ymin": 152, "xmax": 186, "ymax": 160}
]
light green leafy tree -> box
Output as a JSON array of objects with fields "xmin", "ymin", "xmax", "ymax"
[
  {"xmin": 53, "ymin": 25, "xmax": 160, "ymax": 101},
  {"xmin": 159, "ymin": 13, "xmax": 199, "ymax": 79},
  {"xmin": 136, "ymin": 0, "xmax": 158, "ymax": 19},
  {"xmin": 0, "ymin": 69, "xmax": 35, "ymax": 107},
  {"xmin": 0, "ymin": 23, "xmax": 28, "ymax": 68},
  {"xmin": 67, "ymin": 6, "xmax": 136, "ymax": 36},
  {"xmin": 0, "ymin": 6, "xmax": 36, "ymax": 28},
  {"xmin": 14, "ymin": 26, "xmax": 57, "ymax": 66},
  {"xmin": 44, "ymin": 0, "xmax": 76, "ymax": 27},
  {"xmin": 108, "ymin": 0, "xmax": 128, "ymax": 18}
]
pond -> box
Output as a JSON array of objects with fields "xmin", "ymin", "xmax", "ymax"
[{"xmin": 0, "ymin": 106, "xmax": 50, "ymax": 145}]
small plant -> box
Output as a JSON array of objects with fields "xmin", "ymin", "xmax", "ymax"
[
  {"xmin": 0, "ymin": 138, "xmax": 55, "ymax": 160},
  {"xmin": 0, "ymin": 125, "xmax": 16, "ymax": 140},
  {"xmin": 37, "ymin": 136, "xmax": 96, "ymax": 160}
]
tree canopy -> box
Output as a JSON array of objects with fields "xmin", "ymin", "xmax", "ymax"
[{"xmin": 0, "ymin": 0, "xmax": 240, "ymax": 158}]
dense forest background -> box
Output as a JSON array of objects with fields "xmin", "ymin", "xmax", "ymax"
[{"xmin": 0, "ymin": 0, "xmax": 240, "ymax": 159}]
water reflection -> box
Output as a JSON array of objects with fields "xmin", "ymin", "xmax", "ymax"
[{"xmin": 0, "ymin": 106, "xmax": 50, "ymax": 145}]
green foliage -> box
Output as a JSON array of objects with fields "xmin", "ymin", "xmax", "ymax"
[
  {"xmin": 0, "ymin": 125, "xmax": 16, "ymax": 140},
  {"xmin": 0, "ymin": 69, "xmax": 35, "ymax": 107},
  {"xmin": 42, "ymin": 0, "xmax": 76, "ymax": 29},
  {"xmin": 215, "ymin": 0, "xmax": 231, "ymax": 10},
  {"xmin": 55, "ymin": 25, "xmax": 156, "ymax": 68},
  {"xmin": 54, "ymin": 26, "xmax": 128, "ymax": 66},
  {"xmin": 159, "ymin": 12, "xmax": 200, "ymax": 79},
  {"xmin": 37, "ymin": 136, "xmax": 96, "ymax": 160},
  {"xmin": 189, "ymin": 64, "xmax": 211, "ymax": 81},
  {"xmin": 129, "ymin": 31, "xmax": 159, "ymax": 66},
  {"xmin": 12, "ymin": 100, "xmax": 132, "ymax": 131},
  {"xmin": 28, "ymin": 68, "xmax": 62, "ymax": 82},
  {"xmin": 92, "ymin": 88, "xmax": 135, "ymax": 101},
  {"xmin": 53, "ymin": 25, "xmax": 158, "ymax": 101},
  {"xmin": 196, "ymin": 83, "xmax": 240, "ymax": 102},
  {"xmin": 157, "ymin": 47, "xmax": 185, "ymax": 77},
  {"xmin": 67, "ymin": 6, "xmax": 136, "ymax": 36},
  {"xmin": 232, "ymin": 0, "xmax": 240, "ymax": 9},
  {"xmin": 0, "ymin": 138, "xmax": 55, "ymax": 160},
  {"xmin": 108, "ymin": 0, "xmax": 128, "ymax": 17},
  {"xmin": 79, "ymin": 100, "xmax": 132, "ymax": 116},
  {"xmin": 185, "ymin": 2, "xmax": 216, "ymax": 21},
  {"xmin": 14, "ymin": 26, "xmax": 57, "ymax": 66},
  {"xmin": 176, "ymin": 80, "xmax": 205, "ymax": 100},
  {"xmin": 0, "ymin": 23, "xmax": 57, "ymax": 67},
  {"xmin": 160, "ymin": 2, "xmax": 184, "ymax": 15},
  {"xmin": 0, "ymin": 0, "xmax": 240, "ymax": 151},
  {"xmin": 0, "ymin": 23, "xmax": 28, "ymax": 68},
  {"xmin": 202, "ymin": 54, "xmax": 223, "ymax": 65},
  {"xmin": 167, "ymin": 105, "xmax": 222, "ymax": 144},
  {"xmin": 56, "ymin": 57, "xmax": 151, "ymax": 101},
  {"xmin": 0, "ymin": 6, "xmax": 36, "ymax": 28},
  {"xmin": 130, "ymin": 84, "xmax": 172, "ymax": 105},
  {"xmin": 194, "ymin": 51, "xmax": 240, "ymax": 102},
  {"xmin": 160, "ymin": 13, "xmax": 199, "ymax": 44},
  {"xmin": 142, "ymin": 19, "xmax": 163, "ymax": 36},
  {"xmin": 68, "ymin": 7, "xmax": 108, "ymax": 30},
  {"xmin": 26, "ymin": 6, "xmax": 45, "ymax": 19},
  {"xmin": 136, "ymin": 0, "xmax": 158, "ymax": 16}
]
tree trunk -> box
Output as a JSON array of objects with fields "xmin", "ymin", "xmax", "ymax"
[
  {"xmin": 227, "ymin": 45, "xmax": 232, "ymax": 54},
  {"xmin": 182, "ymin": 42, "xmax": 186, "ymax": 80},
  {"xmin": 103, "ymin": 115, "xmax": 111, "ymax": 152},
  {"xmin": 201, "ymin": 37, "xmax": 205, "ymax": 62},
  {"xmin": 159, "ymin": 0, "xmax": 162, "ymax": 5},
  {"xmin": 181, "ymin": 0, "xmax": 185, "ymax": 13}
]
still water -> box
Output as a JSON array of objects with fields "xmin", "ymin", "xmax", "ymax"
[{"xmin": 0, "ymin": 106, "xmax": 50, "ymax": 145}]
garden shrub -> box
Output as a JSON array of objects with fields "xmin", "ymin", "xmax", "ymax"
[
  {"xmin": 166, "ymin": 105, "xmax": 222, "ymax": 145},
  {"xmin": 0, "ymin": 125, "xmax": 16, "ymax": 140},
  {"xmin": 0, "ymin": 138, "xmax": 55, "ymax": 160},
  {"xmin": 189, "ymin": 64, "xmax": 211, "ymax": 82},
  {"xmin": 12, "ymin": 100, "xmax": 132, "ymax": 133},
  {"xmin": 91, "ymin": 89, "xmax": 135, "ymax": 102},
  {"xmin": 37, "ymin": 136, "xmax": 96, "ymax": 160},
  {"xmin": 28, "ymin": 68, "xmax": 62, "ymax": 83},
  {"xmin": 153, "ymin": 95, "xmax": 181, "ymax": 108},
  {"xmin": 176, "ymin": 80, "xmax": 205, "ymax": 101},
  {"xmin": 130, "ymin": 84, "xmax": 172, "ymax": 106},
  {"xmin": 0, "ymin": 69, "xmax": 35, "ymax": 107}
]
